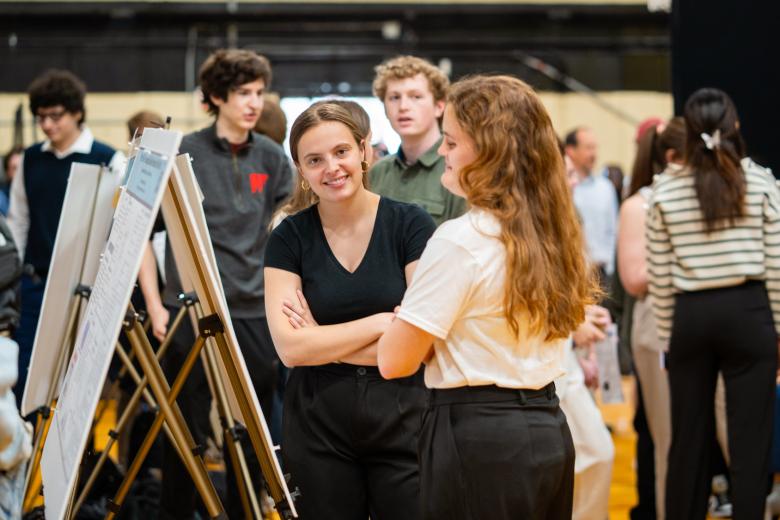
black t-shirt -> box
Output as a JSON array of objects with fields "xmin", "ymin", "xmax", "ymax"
[{"xmin": 264, "ymin": 197, "xmax": 436, "ymax": 325}]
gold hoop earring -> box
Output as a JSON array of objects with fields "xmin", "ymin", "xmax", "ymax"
[{"xmin": 301, "ymin": 179, "xmax": 310, "ymax": 191}]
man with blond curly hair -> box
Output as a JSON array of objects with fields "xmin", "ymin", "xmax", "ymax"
[{"xmin": 370, "ymin": 56, "xmax": 466, "ymax": 225}]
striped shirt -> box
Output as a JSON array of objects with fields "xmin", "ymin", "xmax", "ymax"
[{"xmin": 646, "ymin": 158, "xmax": 780, "ymax": 341}]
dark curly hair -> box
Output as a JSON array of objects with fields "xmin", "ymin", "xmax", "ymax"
[
  {"xmin": 199, "ymin": 49, "xmax": 272, "ymax": 116},
  {"xmin": 28, "ymin": 69, "xmax": 87, "ymax": 125}
]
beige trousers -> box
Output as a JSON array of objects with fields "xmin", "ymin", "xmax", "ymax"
[
  {"xmin": 632, "ymin": 344, "xmax": 671, "ymax": 520},
  {"xmin": 558, "ymin": 347, "xmax": 615, "ymax": 520}
]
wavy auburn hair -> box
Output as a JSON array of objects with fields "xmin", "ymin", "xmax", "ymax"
[{"xmin": 448, "ymin": 75, "xmax": 599, "ymax": 340}]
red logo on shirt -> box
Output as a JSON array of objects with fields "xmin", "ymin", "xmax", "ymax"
[{"xmin": 249, "ymin": 173, "xmax": 269, "ymax": 193}]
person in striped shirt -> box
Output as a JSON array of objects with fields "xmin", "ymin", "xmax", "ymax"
[{"xmin": 647, "ymin": 87, "xmax": 780, "ymax": 519}]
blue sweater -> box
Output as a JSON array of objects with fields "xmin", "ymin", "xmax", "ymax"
[{"xmin": 22, "ymin": 140, "xmax": 115, "ymax": 273}]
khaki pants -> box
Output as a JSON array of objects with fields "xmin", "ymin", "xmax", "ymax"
[
  {"xmin": 632, "ymin": 344, "xmax": 671, "ymax": 519},
  {"xmin": 632, "ymin": 297, "xmax": 672, "ymax": 519},
  {"xmin": 558, "ymin": 347, "xmax": 614, "ymax": 520}
]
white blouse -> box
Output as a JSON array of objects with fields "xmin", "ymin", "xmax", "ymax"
[{"xmin": 398, "ymin": 209, "xmax": 567, "ymax": 389}]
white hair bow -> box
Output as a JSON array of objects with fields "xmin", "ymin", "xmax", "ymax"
[{"xmin": 701, "ymin": 129, "xmax": 721, "ymax": 150}]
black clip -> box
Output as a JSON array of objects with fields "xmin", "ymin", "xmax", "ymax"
[
  {"xmin": 191, "ymin": 444, "xmax": 206, "ymax": 457},
  {"xmin": 198, "ymin": 314, "xmax": 224, "ymax": 338},
  {"xmin": 136, "ymin": 309, "xmax": 148, "ymax": 325},
  {"xmin": 122, "ymin": 310, "xmax": 138, "ymax": 330},
  {"xmin": 75, "ymin": 284, "xmax": 92, "ymax": 299},
  {"xmin": 227, "ymin": 423, "xmax": 246, "ymax": 442},
  {"xmin": 178, "ymin": 291, "xmax": 199, "ymax": 307}
]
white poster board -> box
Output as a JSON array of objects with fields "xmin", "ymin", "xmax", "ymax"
[
  {"xmin": 22, "ymin": 163, "xmax": 121, "ymax": 416},
  {"xmin": 40, "ymin": 129, "xmax": 182, "ymax": 520},
  {"xmin": 161, "ymin": 154, "xmax": 296, "ymax": 515}
]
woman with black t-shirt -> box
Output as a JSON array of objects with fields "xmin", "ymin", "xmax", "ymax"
[{"xmin": 263, "ymin": 102, "xmax": 435, "ymax": 519}]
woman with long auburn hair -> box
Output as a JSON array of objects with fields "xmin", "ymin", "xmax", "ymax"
[
  {"xmin": 647, "ymin": 88, "xmax": 780, "ymax": 519},
  {"xmin": 377, "ymin": 75, "xmax": 599, "ymax": 518}
]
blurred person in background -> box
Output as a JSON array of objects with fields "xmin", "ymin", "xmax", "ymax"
[
  {"xmin": 566, "ymin": 126, "xmax": 618, "ymax": 289},
  {"xmin": 117, "ymin": 109, "xmax": 166, "ymax": 473},
  {"xmin": 0, "ymin": 147, "xmax": 23, "ymax": 216},
  {"xmin": 0, "ymin": 211, "xmax": 30, "ymax": 518},
  {"xmin": 648, "ymin": 88, "xmax": 779, "ymax": 519},
  {"xmin": 560, "ymin": 137, "xmax": 616, "ymax": 520},
  {"xmin": 127, "ymin": 110, "xmax": 165, "ymax": 140},
  {"xmin": 618, "ymin": 116, "xmax": 685, "ymax": 520},
  {"xmin": 7, "ymin": 69, "xmax": 124, "ymax": 405},
  {"xmin": 606, "ymin": 164, "xmax": 626, "ymax": 203},
  {"xmin": 254, "ymin": 93, "xmax": 287, "ymax": 147},
  {"xmin": 370, "ymin": 55, "xmax": 467, "ymax": 226}
]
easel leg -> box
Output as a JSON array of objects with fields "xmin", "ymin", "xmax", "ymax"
[
  {"xmin": 92, "ymin": 305, "xmax": 188, "ymax": 431},
  {"xmin": 73, "ymin": 341, "xmax": 185, "ymax": 514},
  {"xmin": 21, "ymin": 408, "xmax": 51, "ymax": 513},
  {"xmin": 210, "ymin": 331, "xmax": 293, "ymax": 515},
  {"xmin": 202, "ymin": 333, "xmax": 261, "ymax": 519},
  {"xmin": 127, "ymin": 319, "xmax": 224, "ymax": 518},
  {"xmin": 23, "ymin": 291, "xmax": 86, "ymax": 513},
  {"xmin": 77, "ymin": 305, "xmax": 195, "ymax": 515},
  {"xmin": 106, "ymin": 324, "xmax": 224, "ymax": 519}
]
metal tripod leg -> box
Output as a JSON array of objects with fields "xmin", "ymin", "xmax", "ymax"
[
  {"xmin": 72, "ymin": 338, "xmax": 186, "ymax": 514},
  {"xmin": 104, "ymin": 317, "xmax": 225, "ymax": 519},
  {"xmin": 92, "ymin": 305, "xmax": 188, "ymax": 431},
  {"xmin": 23, "ymin": 290, "xmax": 86, "ymax": 513},
  {"xmin": 200, "ymin": 323, "xmax": 262, "ymax": 519},
  {"xmin": 210, "ymin": 330, "xmax": 290, "ymax": 513}
]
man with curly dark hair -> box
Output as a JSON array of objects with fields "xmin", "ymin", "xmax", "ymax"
[
  {"xmin": 138, "ymin": 48, "xmax": 291, "ymax": 519},
  {"xmin": 7, "ymin": 69, "xmax": 124, "ymax": 404}
]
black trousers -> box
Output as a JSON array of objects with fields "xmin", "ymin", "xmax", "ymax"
[
  {"xmin": 419, "ymin": 383, "xmax": 574, "ymax": 520},
  {"xmin": 159, "ymin": 310, "xmax": 278, "ymax": 520},
  {"xmin": 665, "ymin": 281, "xmax": 777, "ymax": 520},
  {"xmin": 282, "ymin": 364, "xmax": 425, "ymax": 520},
  {"xmin": 631, "ymin": 376, "xmax": 657, "ymax": 520}
]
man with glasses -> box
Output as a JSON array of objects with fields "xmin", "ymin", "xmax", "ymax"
[{"xmin": 7, "ymin": 69, "xmax": 124, "ymax": 404}]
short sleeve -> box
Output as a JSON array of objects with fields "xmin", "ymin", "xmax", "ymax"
[
  {"xmin": 397, "ymin": 236, "xmax": 478, "ymax": 339},
  {"xmin": 263, "ymin": 218, "xmax": 301, "ymax": 275},
  {"xmin": 402, "ymin": 205, "xmax": 436, "ymax": 265}
]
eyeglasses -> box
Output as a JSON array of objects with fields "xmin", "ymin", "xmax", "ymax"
[{"xmin": 35, "ymin": 109, "xmax": 67, "ymax": 123}]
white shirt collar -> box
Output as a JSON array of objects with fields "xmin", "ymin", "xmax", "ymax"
[{"xmin": 40, "ymin": 127, "xmax": 94, "ymax": 159}]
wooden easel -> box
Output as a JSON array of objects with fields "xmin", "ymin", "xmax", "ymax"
[
  {"xmin": 22, "ymin": 160, "xmax": 120, "ymax": 513},
  {"xmin": 104, "ymin": 304, "xmax": 226, "ymax": 519},
  {"xmin": 150, "ymin": 155, "xmax": 297, "ymax": 518},
  {"xmin": 34, "ymin": 130, "xmax": 296, "ymax": 519},
  {"xmin": 70, "ymin": 301, "xmax": 191, "ymax": 514},
  {"xmin": 38, "ymin": 129, "xmax": 189, "ymax": 520}
]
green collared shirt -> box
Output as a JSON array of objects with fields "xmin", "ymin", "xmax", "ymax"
[{"xmin": 368, "ymin": 138, "xmax": 467, "ymax": 226}]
